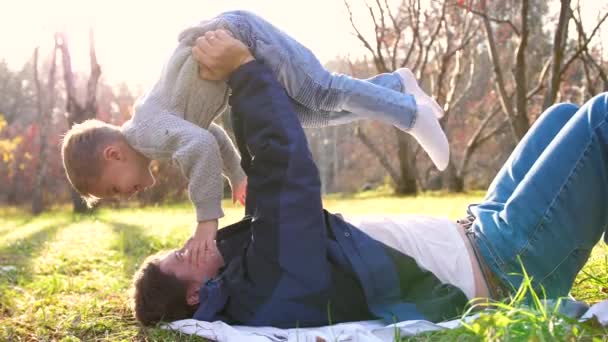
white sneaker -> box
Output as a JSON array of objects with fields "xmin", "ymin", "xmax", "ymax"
[{"xmin": 396, "ymin": 68, "xmax": 444, "ymax": 118}]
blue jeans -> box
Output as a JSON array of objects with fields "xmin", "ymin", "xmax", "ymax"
[
  {"xmin": 180, "ymin": 10, "xmax": 415, "ymax": 128},
  {"xmin": 471, "ymin": 93, "xmax": 608, "ymax": 298}
]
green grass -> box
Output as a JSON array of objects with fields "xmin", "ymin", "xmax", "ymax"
[{"xmin": 0, "ymin": 191, "xmax": 606, "ymax": 341}]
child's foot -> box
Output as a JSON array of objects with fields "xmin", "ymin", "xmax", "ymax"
[
  {"xmin": 396, "ymin": 102, "xmax": 450, "ymax": 171},
  {"xmin": 396, "ymin": 68, "xmax": 444, "ymax": 118}
]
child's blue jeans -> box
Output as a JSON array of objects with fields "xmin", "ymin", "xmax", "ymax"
[
  {"xmin": 472, "ymin": 93, "xmax": 608, "ymax": 298},
  {"xmin": 180, "ymin": 10, "xmax": 416, "ymax": 129}
]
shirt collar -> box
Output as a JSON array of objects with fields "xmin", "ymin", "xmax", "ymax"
[{"xmin": 192, "ymin": 277, "xmax": 229, "ymax": 321}]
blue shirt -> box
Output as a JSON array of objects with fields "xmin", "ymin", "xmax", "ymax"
[{"xmin": 193, "ymin": 61, "xmax": 467, "ymax": 328}]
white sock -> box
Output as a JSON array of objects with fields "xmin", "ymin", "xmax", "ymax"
[
  {"xmin": 396, "ymin": 68, "xmax": 444, "ymax": 118},
  {"xmin": 397, "ymin": 102, "xmax": 450, "ymax": 171}
]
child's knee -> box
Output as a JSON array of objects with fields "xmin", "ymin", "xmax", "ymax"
[
  {"xmin": 223, "ymin": 10, "xmax": 257, "ymax": 20},
  {"xmin": 178, "ymin": 17, "xmax": 233, "ymax": 46}
]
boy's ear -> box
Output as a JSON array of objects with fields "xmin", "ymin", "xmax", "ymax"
[
  {"xmin": 102, "ymin": 144, "xmax": 122, "ymax": 161},
  {"xmin": 186, "ymin": 285, "xmax": 200, "ymax": 306}
]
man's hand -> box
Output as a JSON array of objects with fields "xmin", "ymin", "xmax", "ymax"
[
  {"xmin": 232, "ymin": 177, "xmax": 247, "ymax": 205},
  {"xmin": 186, "ymin": 219, "xmax": 219, "ymax": 267},
  {"xmin": 192, "ymin": 30, "xmax": 255, "ymax": 81}
]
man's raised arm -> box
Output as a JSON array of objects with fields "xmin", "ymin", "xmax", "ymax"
[
  {"xmin": 227, "ymin": 60, "xmax": 329, "ymax": 284},
  {"xmin": 194, "ymin": 29, "xmax": 329, "ymax": 299}
]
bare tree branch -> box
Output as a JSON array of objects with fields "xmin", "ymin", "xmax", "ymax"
[
  {"xmin": 355, "ymin": 125, "xmax": 401, "ymax": 184},
  {"xmin": 344, "ymin": 0, "xmax": 386, "ymax": 72},
  {"xmin": 560, "ymin": 7, "xmax": 608, "ymax": 77},
  {"xmin": 460, "ymin": 2, "xmax": 520, "ymax": 35},
  {"xmin": 402, "ymin": 0, "xmax": 421, "ymax": 68},
  {"xmin": 417, "ymin": 1, "xmax": 446, "ymax": 77},
  {"xmin": 583, "ymin": 50, "xmax": 608, "ymax": 91},
  {"xmin": 459, "ymin": 103, "xmax": 502, "ymax": 176},
  {"xmin": 459, "ymin": 62, "xmax": 550, "ymax": 176},
  {"xmin": 410, "ymin": 0, "xmax": 427, "ymax": 71},
  {"xmin": 364, "ymin": 0, "xmax": 389, "ymax": 71},
  {"xmin": 384, "ymin": 0, "xmax": 403, "ymax": 69}
]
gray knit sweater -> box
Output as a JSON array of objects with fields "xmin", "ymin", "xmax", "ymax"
[
  {"xmin": 122, "ymin": 15, "xmax": 331, "ymax": 221},
  {"xmin": 121, "ymin": 20, "xmax": 245, "ymax": 222}
]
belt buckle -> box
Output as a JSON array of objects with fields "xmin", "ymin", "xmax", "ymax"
[{"xmin": 458, "ymin": 213, "xmax": 508, "ymax": 301}]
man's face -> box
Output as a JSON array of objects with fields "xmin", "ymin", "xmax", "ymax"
[
  {"xmin": 89, "ymin": 143, "xmax": 155, "ymax": 200},
  {"xmin": 158, "ymin": 247, "xmax": 224, "ymax": 288}
]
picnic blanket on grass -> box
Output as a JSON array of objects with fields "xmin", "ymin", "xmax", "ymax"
[{"xmin": 163, "ymin": 300, "xmax": 608, "ymax": 342}]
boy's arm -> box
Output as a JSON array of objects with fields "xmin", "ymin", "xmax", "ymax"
[
  {"xmin": 208, "ymin": 122, "xmax": 246, "ymax": 189},
  {"xmin": 125, "ymin": 112, "xmax": 225, "ymax": 222}
]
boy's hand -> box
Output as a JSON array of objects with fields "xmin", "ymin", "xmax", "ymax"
[
  {"xmin": 187, "ymin": 219, "xmax": 219, "ymax": 267},
  {"xmin": 192, "ymin": 30, "xmax": 255, "ymax": 81},
  {"xmin": 232, "ymin": 177, "xmax": 247, "ymax": 206}
]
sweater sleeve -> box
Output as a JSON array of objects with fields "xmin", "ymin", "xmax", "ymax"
[
  {"xmin": 208, "ymin": 123, "xmax": 246, "ymax": 188},
  {"xmin": 124, "ymin": 112, "xmax": 225, "ymax": 221}
]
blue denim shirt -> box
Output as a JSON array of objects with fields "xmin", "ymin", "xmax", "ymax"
[{"xmin": 192, "ymin": 61, "xmax": 466, "ymax": 328}]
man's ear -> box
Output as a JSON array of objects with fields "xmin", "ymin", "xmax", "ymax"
[
  {"xmin": 186, "ymin": 284, "xmax": 200, "ymax": 306},
  {"xmin": 102, "ymin": 144, "xmax": 122, "ymax": 161}
]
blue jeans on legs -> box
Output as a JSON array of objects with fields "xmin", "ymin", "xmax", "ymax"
[
  {"xmin": 182, "ymin": 10, "xmax": 415, "ymax": 128},
  {"xmin": 472, "ymin": 93, "xmax": 608, "ymax": 298}
]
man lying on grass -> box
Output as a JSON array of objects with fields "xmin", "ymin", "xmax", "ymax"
[{"xmin": 130, "ymin": 34, "xmax": 608, "ymax": 327}]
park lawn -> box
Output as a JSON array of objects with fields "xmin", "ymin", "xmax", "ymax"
[{"xmin": 0, "ymin": 191, "xmax": 606, "ymax": 341}]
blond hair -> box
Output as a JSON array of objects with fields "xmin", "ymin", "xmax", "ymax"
[{"xmin": 61, "ymin": 119, "xmax": 123, "ymax": 206}]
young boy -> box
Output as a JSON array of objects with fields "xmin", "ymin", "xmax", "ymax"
[{"xmin": 61, "ymin": 10, "xmax": 447, "ymax": 267}]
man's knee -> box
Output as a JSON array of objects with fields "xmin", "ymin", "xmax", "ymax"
[
  {"xmin": 586, "ymin": 92, "xmax": 608, "ymax": 119},
  {"xmin": 545, "ymin": 102, "xmax": 579, "ymax": 120}
]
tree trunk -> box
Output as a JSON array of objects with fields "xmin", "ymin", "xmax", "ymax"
[
  {"xmin": 480, "ymin": 0, "xmax": 524, "ymax": 141},
  {"xmin": 543, "ymin": 0, "xmax": 571, "ymax": 109},
  {"xmin": 513, "ymin": 0, "xmax": 530, "ymax": 139},
  {"xmin": 57, "ymin": 30, "xmax": 101, "ymax": 213},
  {"xmin": 355, "ymin": 125, "xmax": 401, "ymax": 186},
  {"xmin": 394, "ymin": 130, "xmax": 418, "ymax": 195},
  {"xmin": 441, "ymin": 162, "xmax": 464, "ymax": 192},
  {"xmin": 512, "ymin": 113, "xmax": 530, "ymax": 140},
  {"xmin": 31, "ymin": 46, "xmax": 58, "ymax": 215}
]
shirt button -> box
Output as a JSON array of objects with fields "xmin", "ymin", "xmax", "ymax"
[{"xmin": 344, "ymin": 232, "xmax": 350, "ymax": 237}]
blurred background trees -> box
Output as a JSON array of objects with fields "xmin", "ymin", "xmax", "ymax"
[{"xmin": 0, "ymin": 0, "xmax": 606, "ymax": 213}]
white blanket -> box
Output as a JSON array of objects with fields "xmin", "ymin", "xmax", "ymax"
[{"xmin": 164, "ymin": 300, "xmax": 608, "ymax": 342}]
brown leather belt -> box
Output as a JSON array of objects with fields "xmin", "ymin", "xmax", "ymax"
[{"xmin": 457, "ymin": 215, "xmax": 510, "ymax": 300}]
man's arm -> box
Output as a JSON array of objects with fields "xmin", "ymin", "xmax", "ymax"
[{"xmin": 228, "ymin": 60, "xmax": 329, "ymax": 287}]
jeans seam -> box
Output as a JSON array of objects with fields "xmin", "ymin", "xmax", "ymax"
[
  {"xmin": 473, "ymin": 224, "xmax": 508, "ymax": 272},
  {"xmin": 535, "ymin": 248, "xmax": 579, "ymax": 288},
  {"xmin": 291, "ymin": 58, "xmax": 417, "ymax": 130}
]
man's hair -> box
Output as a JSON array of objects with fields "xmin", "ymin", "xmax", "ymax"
[
  {"xmin": 60, "ymin": 119, "xmax": 123, "ymax": 206},
  {"xmin": 130, "ymin": 251, "xmax": 197, "ymax": 326}
]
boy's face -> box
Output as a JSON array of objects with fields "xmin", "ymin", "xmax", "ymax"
[{"xmin": 89, "ymin": 142, "xmax": 155, "ymax": 200}]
